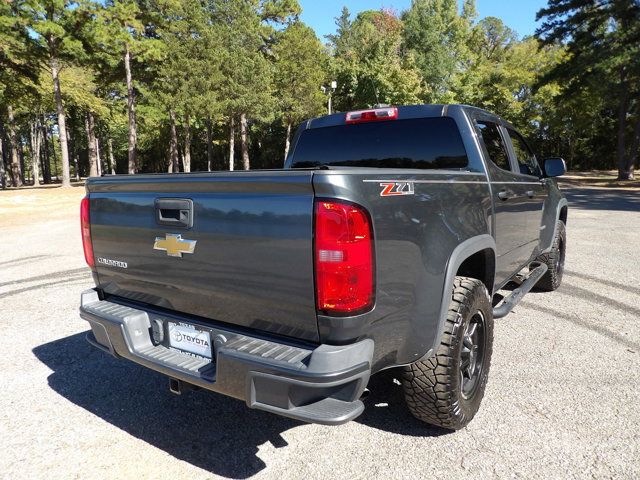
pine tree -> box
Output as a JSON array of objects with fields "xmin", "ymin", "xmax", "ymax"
[
  {"xmin": 25, "ymin": 0, "xmax": 89, "ymax": 186},
  {"xmin": 537, "ymin": 0, "xmax": 640, "ymax": 179},
  {"xmin": 273, "ymin": 22, "xmax": 326, "ymax": 161},
  {"xmin": 87, "ymin": 0, "xmax": 146, "ymax": 173},
  {"xmin": 401, "ymin": 0, "xmax": 474, "ymax": 102},
  {"xmin": 215, "ymin": 0, "xmax": 299, "ymax": 170},
  {"xmin": 329, "ymin": 8, "xmax": 422, "ymax": 110},
  {"xmin": 0, "ymin": 0, "xmax": 39, "ymax": 187}
]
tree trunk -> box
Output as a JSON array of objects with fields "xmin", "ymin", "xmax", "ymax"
[
  {"xmin": 39, "ymin": 152, "xmax": 45, "ymax": 182},
  {"xmin": 567, "ymin": 134, "xmax": 575, "ymax": 172},
  {"xmin": 19, "ymin": 140, "xmax": 25, "ymax": 184},
  {"xmin": 85, "ymin": 112, "xmax": 98, "ymax": 177},
  {"xmin": 96, "ymin": 136, "xmax": 103, "ymax": 176},
  {"xmin": 124, "ymin": 43, "xmax": 137, "ymax": 174},
  {"xmin": 67, "ymin": 123, "xmax": 79, "ymax": 181},
  {"xmin": 283, "ymin": 121, "xmax": 292, "ymax": 164},
  {"xmin": 41, "ymin": 118, "xmax": 51, "ymax": 184},
  {"xmin": 30, "ymin": 118, "xmax": 42, "ymax": 187},
  {"xmin": 0, "ymin": 128, "xmax": 5, "ymax": 189},
  {"xmin": 240, "ymin": 113, "xmax": 249, "ymax": 170},
  {"xmin": 228, "ymin": 115, "xmax": 235, "ymax": 171},
  {"xmin": 49, "ymin": 47, "xmax": 71, "ymax": 187},
  {"xmin": 51, "ymin": 123, "xmax": 59, "ymax": 180},
  {"xmin": 206, "ymin": 116, "xmax": 213, "ymax": 171},
  {"xmin": 626, "ymin": 115, "xmax": 640, "ymax": 180},
  {"xmin": 182, "ymin": 114, "xmax": 191, "ymax": 173},
  {"xmin": 7, "ymin": 105, "xmax": 22, "ymax": 187},
  {"xmin": 107, "ymin": 137, "xmax": 116, "ymax": 174},
  {"xmin": 168, "ymin": 110, "xmax": 179, "ymax": 173},
  {"xmin": 616, "ymin": 68, "xmax": 631, "ymax": 180}
]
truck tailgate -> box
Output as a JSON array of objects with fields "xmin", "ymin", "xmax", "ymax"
[{"xmin": 86, "ymin": 171, "xmax": 319, "ymax": 342}]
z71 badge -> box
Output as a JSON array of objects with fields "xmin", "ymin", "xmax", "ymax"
[{"xmin": 379, "ymin": 182, "xmax": 415, "ymax": 197}]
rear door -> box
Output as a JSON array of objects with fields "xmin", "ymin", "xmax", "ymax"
[
  {"xmin": 474, "ymin": 119, "xmax": 531, "ymax": 284},
  {"xmin": 503, "ymin": 127, "xmax": 546, "ymax": 256},
  {"xmin": 87, "ymin": 171, "xmax": 320, "ymax": 342}
]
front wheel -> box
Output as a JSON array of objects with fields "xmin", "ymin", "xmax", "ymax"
[{"xmin": 401, "ymin": 277, "xmax": 494, "ymax": 430}]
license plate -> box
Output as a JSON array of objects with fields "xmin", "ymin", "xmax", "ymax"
[{"xmin": 167, "ymin": 322, "xmax": 212, "ymax": 359}]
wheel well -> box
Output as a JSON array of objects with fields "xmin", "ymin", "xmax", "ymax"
[
  {"xmin": 559, "ymin": 206, "xmax": 568, "ymax": 225},
  {"xmin": 456, "ymin": 249, "xmax": 495, "ymax": 294}
]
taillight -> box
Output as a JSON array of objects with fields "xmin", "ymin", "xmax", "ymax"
[
  {"xmin": 80, "ymin": 196, "xmax": 94, "ymax": 267},
  {"xmin": 345, "ymin": 107, "xmax": 398, "ymax": 124},
  {"xmin": 314, "ymin": 200, "xmax": 374, "ymax": 315}
]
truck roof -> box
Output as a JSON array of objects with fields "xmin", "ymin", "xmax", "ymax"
[{"xmin": 305, "ymin": 104, "xmax": 509, "ymax": 130}]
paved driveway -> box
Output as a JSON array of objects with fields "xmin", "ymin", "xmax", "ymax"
[{"xmin": 1, "ymin": 186, "xmax": 638, "ymax": 479}]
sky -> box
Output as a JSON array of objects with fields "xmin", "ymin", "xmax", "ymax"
[{"xmin": 299, "ymin": 0, "xmax": 548, "ymax": 41}]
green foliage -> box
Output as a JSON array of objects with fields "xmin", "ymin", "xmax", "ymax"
[
  {"xmin": 536, "ymin": 0, "xmax": 640, "ymax": 177},
  {"xmin": 0, "ymin": 0, "xmax": 38, "ymax": 106},
  {"xmin": 58, "ymin": 65, "xmax": 109, "ymax": 116},
  {"xmin": 273, "ymin": 21, "xmax": 327, "ymax": 126},
  {"xmin": 154, "ymin": 0, "xmax": 223, "ymax": 114},
  {"xmin": 401, "ymin": 0, "xmax": 473, "ymax": 102},
  {"xmin": 214, "ymin": 0, "xmax": 277, "ymax": 120},
  {"xmin": 330, "ymin": 8, "xmax": 422, "ymax": 110},
  {"xmin": 24, "ymin": 0, "xmax": 89, "ymax": 64}
]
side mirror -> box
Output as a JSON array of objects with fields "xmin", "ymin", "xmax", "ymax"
[{"xmin": 544, "ymin": 157, "xmax": 566, "ymax": 178}]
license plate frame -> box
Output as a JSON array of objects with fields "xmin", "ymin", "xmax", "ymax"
[{"xmin": 167, "ymin": 321, "xmax": 212, "ymax": 360}]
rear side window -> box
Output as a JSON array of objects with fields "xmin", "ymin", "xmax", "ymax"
[
  {"xmin": 507, "ymin": 128, "xmax": 541, "ymax": 177},
  {"xmin": 476, "ymin": 121, "xmax": 510, "ymax": 171},
  {"xmin": 291, "ymin": 117, "xmax": 468, "ymax": 170}
]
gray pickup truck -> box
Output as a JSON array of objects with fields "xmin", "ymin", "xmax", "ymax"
[{"xmin": 79, "ymin": 104, "xmax": 567, "ymax": 430}]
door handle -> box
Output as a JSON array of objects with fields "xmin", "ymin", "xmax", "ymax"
[
  {"xmin": 498, "ymin": 190, "xmax": 511, "ymax": 200},
  {"xmin": 155, "ymin": 198, "xmax": 193, "ymax": 228}
]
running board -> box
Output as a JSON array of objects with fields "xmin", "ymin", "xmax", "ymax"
[{"xmin": 493, "ymin": 263, "xmax": 548, "ymax": 319}]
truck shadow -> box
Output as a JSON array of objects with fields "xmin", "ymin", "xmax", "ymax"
[{"xmin": 32, "ymin": 334, "xmax": 443, "ymax": 478}]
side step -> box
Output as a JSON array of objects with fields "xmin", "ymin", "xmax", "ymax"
[{"xmin": 493, "ymin": 263, "xmax": 548, "ymax": 319}]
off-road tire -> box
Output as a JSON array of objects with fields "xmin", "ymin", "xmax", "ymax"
[
  {"xmin": 401, "ymin": 277, "xmax": 493, "ymax": 430},
  {"xmin": 534, "ymin": 221, "xmax": 566, "ymax": 291}
]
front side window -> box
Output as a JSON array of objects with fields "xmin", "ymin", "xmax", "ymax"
[
  {"xmin": 476, "ymin": 121, "xmax": 510, "ymax": 171},
  {"xmin": 507, "ymin": 128, "xmax": 541, "ymax": 177}
]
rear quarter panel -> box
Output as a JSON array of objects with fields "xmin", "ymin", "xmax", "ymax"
[{"xmin": 313, "ymin": 170, "xmax": 492, "ymax": 370}]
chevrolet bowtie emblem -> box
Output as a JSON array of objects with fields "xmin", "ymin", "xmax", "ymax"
[{"xmin": 153, "ymin": 233, "xmax": 197, "ymax": 257}]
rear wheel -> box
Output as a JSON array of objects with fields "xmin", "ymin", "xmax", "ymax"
[
  {"xmin": 534, "ymin": 220, "xmax": 566, "ymax": 291},
  {"xmin": 401, "ymin": 277, "xmax": 493, "ymax": 430}
]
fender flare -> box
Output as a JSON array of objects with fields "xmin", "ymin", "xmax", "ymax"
[
  {"xmin": 542, "ymin": 198, "xmax": 568, "ymax": 253},
  {"xmin": 429, "ymin": 234, "xmax": 496, "ymax": 356}
]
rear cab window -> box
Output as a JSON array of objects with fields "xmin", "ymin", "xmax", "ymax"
[{"xmin": 290, "ymin": 117, "xmax": 468, "ymax": 170}]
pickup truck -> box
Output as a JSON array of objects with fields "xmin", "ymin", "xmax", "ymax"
[{"xmin": 79, "ymin": 104, "xmax": 568, "ymax": 430}]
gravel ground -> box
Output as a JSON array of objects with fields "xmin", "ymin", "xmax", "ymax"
[{"xmin": 0, "ymin": 186, "xmax": 639, "ymax": 480}]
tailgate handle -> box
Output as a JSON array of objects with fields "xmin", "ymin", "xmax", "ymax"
[{"xmin": 155, "ymin": 198, "xmax": 193, "ymax": 228}]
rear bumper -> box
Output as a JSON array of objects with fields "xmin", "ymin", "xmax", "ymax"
[{"xmin": 79, "ymin": 289, "xmax": 373, "ymax": 425}]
